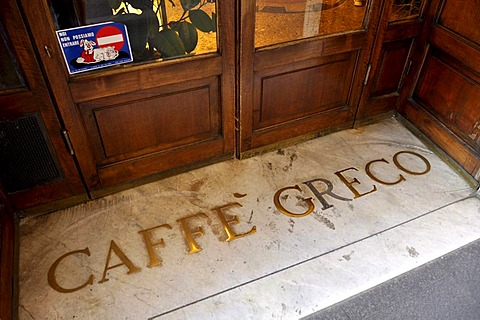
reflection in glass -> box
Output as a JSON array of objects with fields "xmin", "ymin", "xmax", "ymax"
[
  {"xmin": 49, "ymin": 0, "xmax": 217, "ymax": 63},
  {"xmin": 390, "ymin": 0, "xmax": 423, "ymax": 22},
  {"xmin": 255, "ymin": 0, "xmax": 368, "ymax": 48},
  {"xmin": 0, "ymin": 22, "xmax": 24, "ymax": 90}
]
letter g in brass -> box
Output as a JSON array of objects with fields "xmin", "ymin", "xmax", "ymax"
[{"xmin": 274, "ymin": 185, "xmax": 315, "ymax": 218}]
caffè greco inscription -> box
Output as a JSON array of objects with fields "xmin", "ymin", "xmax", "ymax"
[{"xmin": 48, "ymin": 150, "xmax": 431, "ymax": 293}]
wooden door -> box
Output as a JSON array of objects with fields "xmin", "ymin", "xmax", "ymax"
[
  {"xmin": 20, "ymin": 0, "xmax": 235, "ymax": 194},
  {"xmin": 0, "ymin": 0, "xmax": 87, "ymax": 211},
  {"xmin": 239, "ymin": 0, "xmax": 383, "ymax": 153},
  {"xmin": 398, "ymin": 0, "xmax": 480, "ymax": 179},
  {"xmin": 356, "ymin": 0, "xmax": 429, "ymax": 120}
]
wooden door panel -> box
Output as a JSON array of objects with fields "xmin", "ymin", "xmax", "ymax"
[
  {"xmin": 253, "ymin": 33, "xmax": 366, "ymax": 70},
  {"xmin": 248, "ymin": 108, "xmax": 353, "ymax": 150},
  {"xmin": 76, "ymin": 71, "xmax": 228, "ymax": 189},
  {"xmin": 254, "ymin": 51, "xmax": 356, "ymax": 129},
  {"xmin": 94, "ymin": 88, "xmax": 213, "ymax": 157},
  {"xmin": 383, "ymin": 22, "xmax": 423, "ymax": 43},
  {"xmin": 370, "ymin": 39, "xmax": 412, "ymax": 97},
  {"xmin": 360, "ymin": 37, "xmax": 413, "ymax": 118},
  {"xmin": 403, "ymin": 102, "xmax": 480, "ymax": 175},
  {"xmin": 458, "ymin": 104, "xmax": 480, "ymax": 151},
  {"xmin": 69, "ymin": 57, "xmax": 222, "ymax": 103},
  {"xmin": 414, "ymin": 49, "xmax": 480, "ymax": 151},
  {"xmin": 413, "ymin": 51, "xmax": 455, "ymax": 124},
  {"xmin": 438, "ymin": 0, "xmax": 480, "ymax": 46},
  {"xmin": 357, "ymin": 35, "xmax": 415, "ymax": 119},
  {"xmin": 414, "ymin": 51, "xmax": 477, "ymax": 124},
  {"xmin": 97, "ymin": 138, "xmax": 225, "ymax": 187},
  {"xmin": 429, "ymin": 27, "xmax": 480, "ymax": 76},
  {"xmin": 80, "ymin": 77, "xmax": 220, "ymax": 164}
]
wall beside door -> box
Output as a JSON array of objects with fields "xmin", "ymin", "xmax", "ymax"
[{"xmin": 399, "ymin": 0, "xmax": 480, "ymax": 180}]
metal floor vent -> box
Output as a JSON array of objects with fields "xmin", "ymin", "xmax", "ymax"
[{"xmin": 0, "ymin": 114, "xmax": 62, "ymax": 192}]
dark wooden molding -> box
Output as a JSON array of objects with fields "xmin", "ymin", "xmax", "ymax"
[{"xmin": 0, "ymin": 189, "xmax": 16, "ymax": 320}]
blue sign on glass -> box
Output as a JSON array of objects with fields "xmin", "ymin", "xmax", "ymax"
[{"xmin": 56, "ymin": 22, "xmax": 133, "ymax": 74}]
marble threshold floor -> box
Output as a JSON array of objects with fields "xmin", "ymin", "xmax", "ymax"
[{"xmin": 19, "ymin": 118, "xmax": 480, "ymax": 319}]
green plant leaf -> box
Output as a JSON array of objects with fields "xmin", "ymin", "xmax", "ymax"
[
  {"xmin": 175, "ymin": 21, "xmax": 198, "ymax": 53},
  {"xmin": 142, "ymin": 9, "xmax": 159, "ymax": 38},
  {"xmin": 212, "ymin": 12, "xmax": 217, "ymax": 32},
  {"xmin": 113, "ymin": 13, "xmax": 149, "ymax": 54},
  {"xmin": 150, "ymin": 29, "xmax": 186, "ymax": 58},
  {"xmin": 181, "ymin": 0, "xmax": 201, "ymax": 11},
  {"xmin": 128, "ymin": 0, "xmax": 152, "ymax": 10},
  {"xmin": 107, "ymin": 0, "xmax": 122, "ymax": 10},
  {"xmin": 189, "ymin": 9, "xmax": 214, "ymax": 33}
]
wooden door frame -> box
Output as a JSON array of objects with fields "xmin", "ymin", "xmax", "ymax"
[
  {"xmin": 1, "ymin": 0, "xmax": 87, "ymax": 212},
  {"xmin": 239, "ymin": 0, "xmax": 384, "ymax": 155},
  {"xmin": 18, "ymin": 0, "xmax": 100, "ymax": 191}
]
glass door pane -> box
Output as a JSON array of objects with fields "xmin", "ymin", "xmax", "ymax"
[
  {"xmin": 255, "ymin": 0, "xmax": 368, "ymax": 48},
  {"xmin": 390, "ymin": 0, "xmax": 424, "ymax": 22},
  {"xmin": 48, "ymin": 0, "xmax": 217, "ymax": 63},
  {"xmin": 0, "ymin": 22, "xmax": 24, "ymax": 90}
]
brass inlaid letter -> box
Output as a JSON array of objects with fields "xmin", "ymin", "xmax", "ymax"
[
  {"xmin": 365, "ymin": 158, "xmax": 406, "ymax": 185},
  {"xmin": 274, "ymin": 185, "xmax": 315, "ymax": 217},
  {"xmin": 99, "ymin": 240, "xmax": 141, "ymax": 284},
  {"xmin": 177, "ymin": 213, "xmax": 208, "ymax": 254},
  {"xmin": 302, "ymin": 178, "xmax": 351, "ymax": 210},
  {"xmin": 48, "ymin": 247, "xmax": 93, "ymax": 293},
  {"xmin": 213, "ymin": 202, "xmax": 257, "ymax": 242},
  {"xmin": 393, "ymin": 151, "xmax": 431, "ymax": 175},
  {"xmin": 334, "ymin": 167, "xmax": 377, "ymax": 199},
  {"xmin": 138, "ymin": 224, "xmax": 172, "ymax": 268}
]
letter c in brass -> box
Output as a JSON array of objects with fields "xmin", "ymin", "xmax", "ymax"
[
  {"xmin": 365, "ymin": 158, "xmax": 406, "ymax": 185},
  {"xmin": 48, "ymin": 247, "xmax": 94, "ymax": 293}
]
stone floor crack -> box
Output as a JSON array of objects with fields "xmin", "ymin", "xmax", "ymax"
[{"xmin": 20, "ymin": 304, "xmax": 36, "ymax": 320}]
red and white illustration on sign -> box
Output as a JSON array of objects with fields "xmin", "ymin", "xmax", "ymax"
[
  {"xmin": 76, "ymin": 26, "xmax": 124, "ymax": 64},
  {"xmin": 96, "ymin": 26, "xmax": 125, "ymax": 50}
]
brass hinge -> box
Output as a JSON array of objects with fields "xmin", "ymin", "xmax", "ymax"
[
  {"xmin": 234, "ymin": 116, "xmax": 240, "ymax": 132},
  {"xmin": 61, "ymin": 129, "xmax": 75, "ymax": 156},
  {"xmin": 363, "ymin": 63, "xmax": 372, "ymax": 86},
  {"xmin": 44, "ymin": 45, "xmax": 52, "ymax": 58}
]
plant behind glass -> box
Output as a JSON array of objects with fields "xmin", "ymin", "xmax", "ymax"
[{"xmin": 109, "ymin": 0, "xmax": 217, "ymax": 61}]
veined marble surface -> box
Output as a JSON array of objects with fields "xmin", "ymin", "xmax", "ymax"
[{"xmin": 19, "ymin": 118, "xmax": 479, "ymax": 319}]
